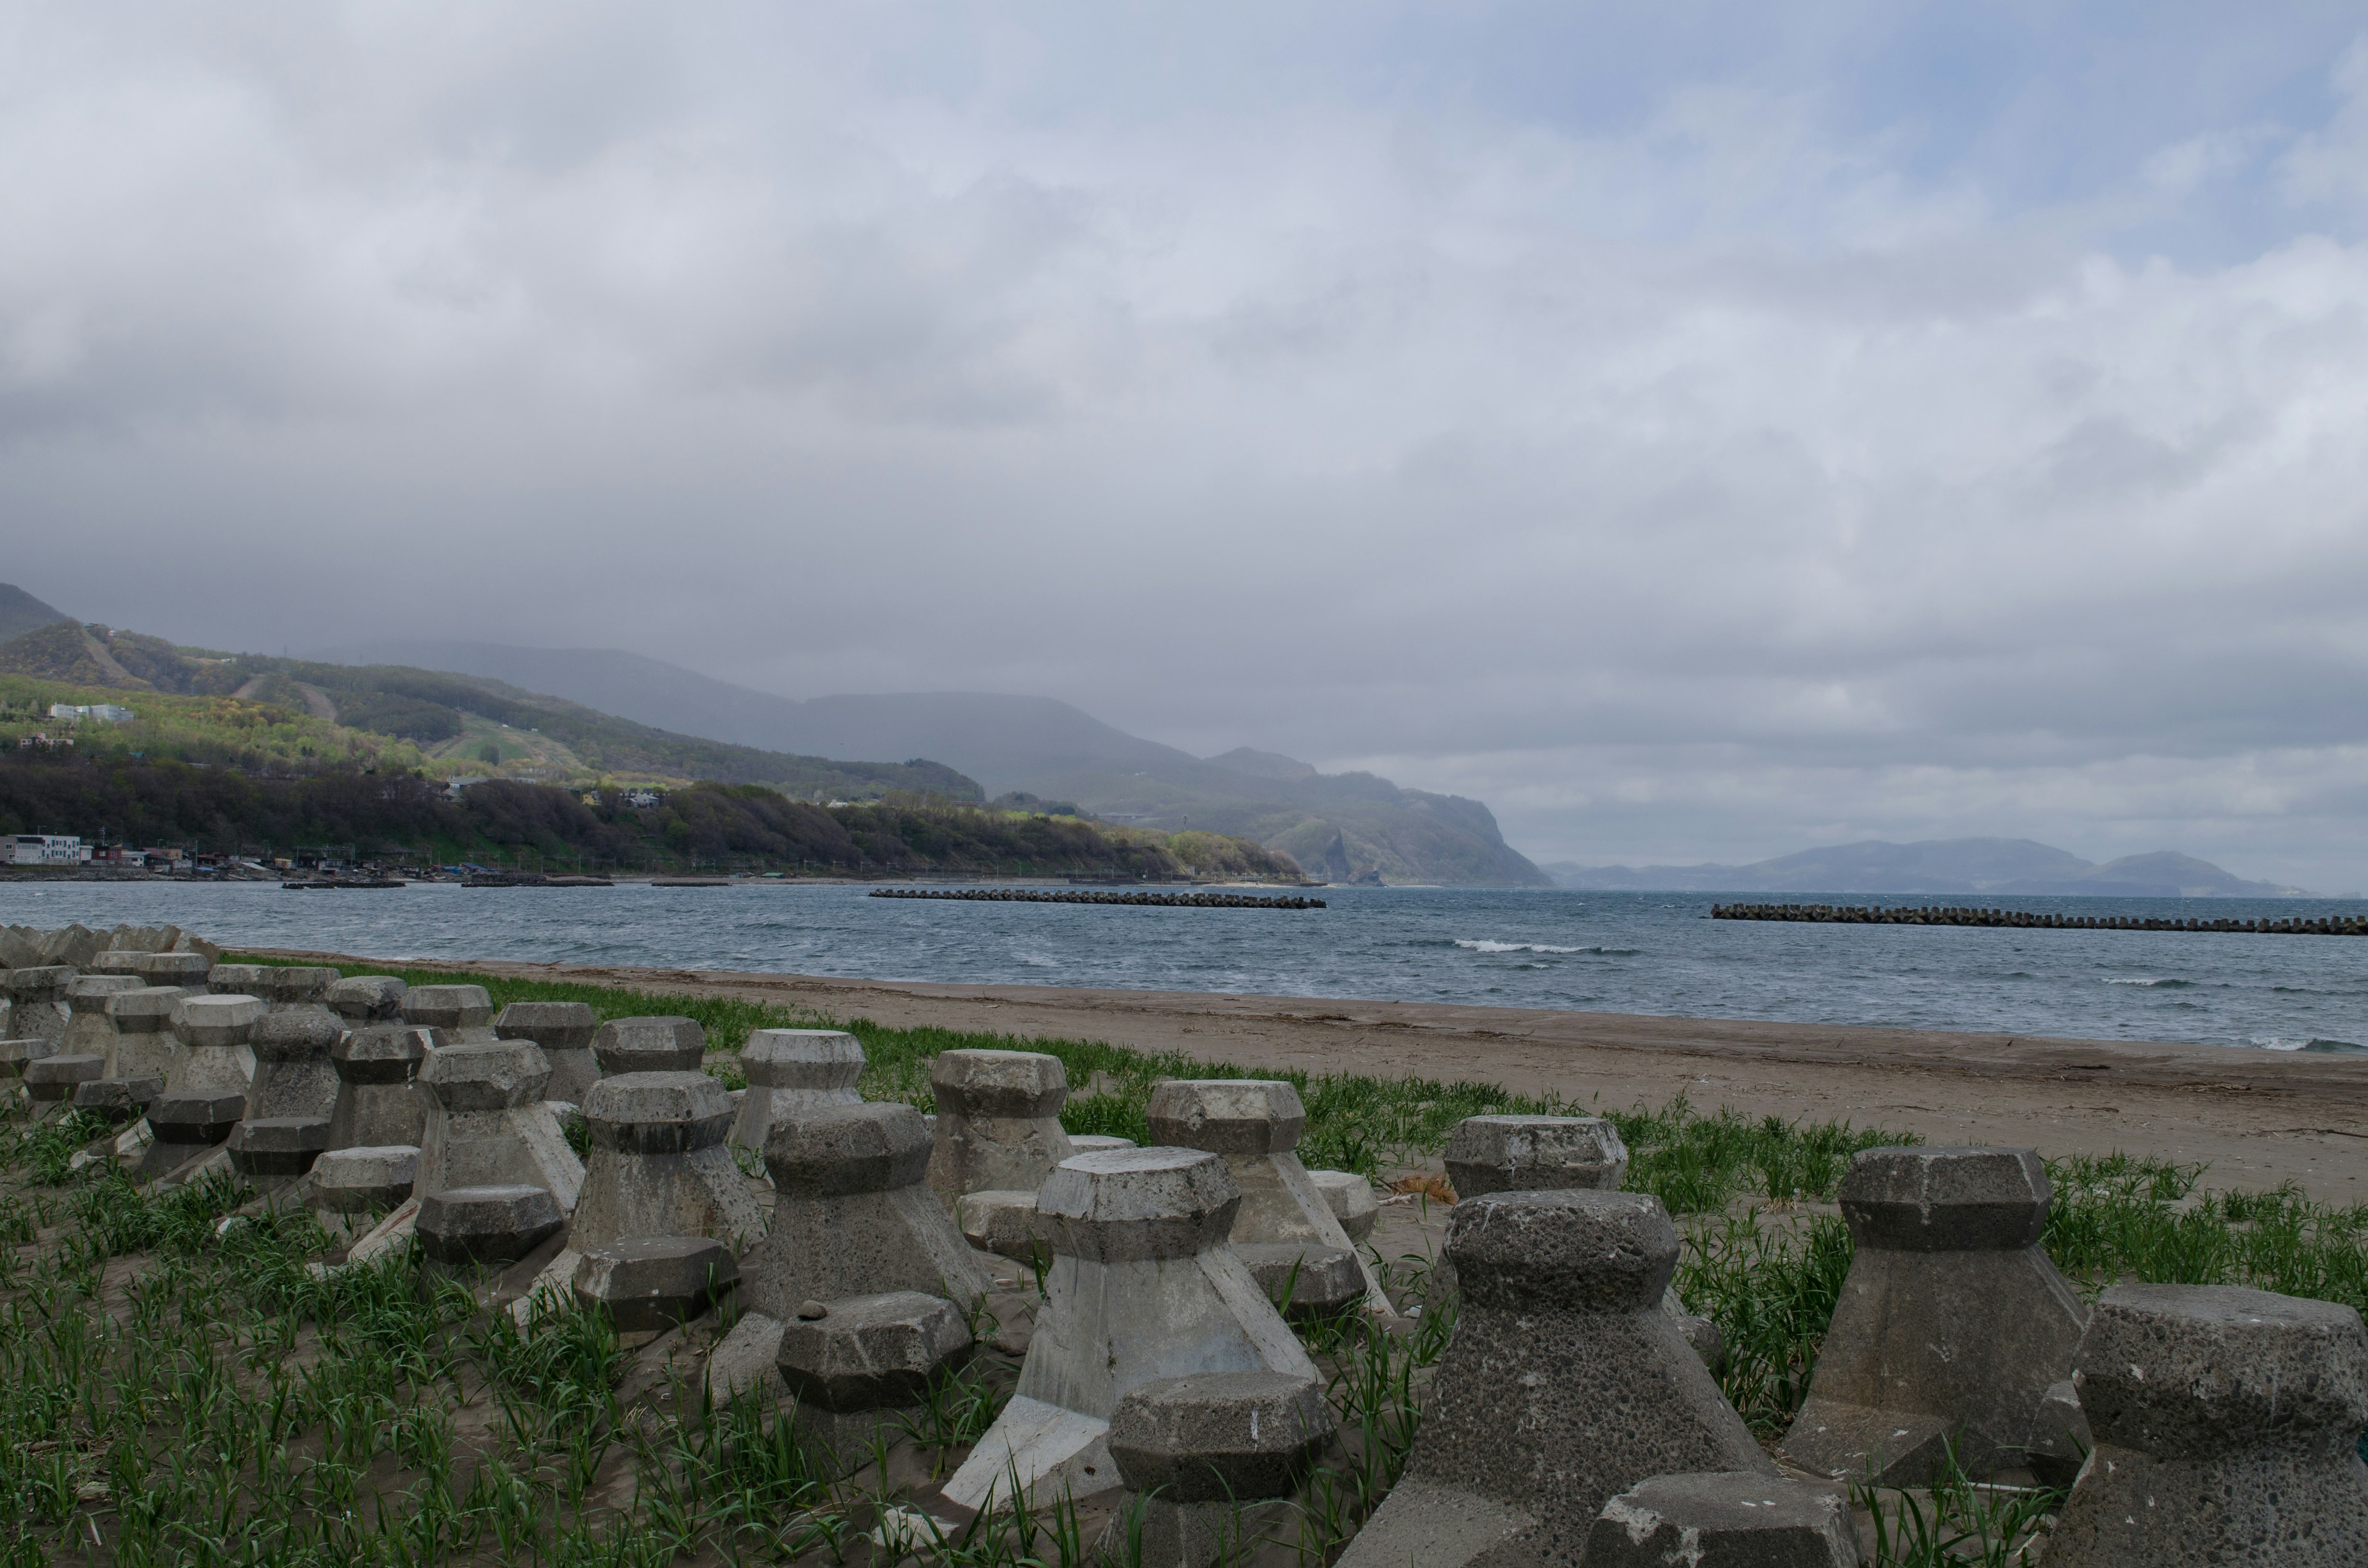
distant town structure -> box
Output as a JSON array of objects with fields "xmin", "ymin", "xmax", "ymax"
[
  {"xmin": 48, "ymin": 702, "xmax": 134, "ymax": 723},
  {"xmin": 9, "ymin": 834, "xmax": 87, "ymax": 866}
]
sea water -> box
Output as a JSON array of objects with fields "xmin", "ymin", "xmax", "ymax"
[{"xmin": 0, "ymin": 881, "xmax": 2360, "ymax": 1052}]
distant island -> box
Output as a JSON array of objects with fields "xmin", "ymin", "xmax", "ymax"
[{"xmin": 1543, "ymin": 837, "xmax": 2318, "ymax": 898}]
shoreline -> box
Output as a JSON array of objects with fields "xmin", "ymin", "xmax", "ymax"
[{"xmin": 252, "ymin": 950, "xmax": 2368, "ymax": 1202}]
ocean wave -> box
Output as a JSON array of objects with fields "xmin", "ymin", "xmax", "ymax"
[
  {"xmin": 2250, "ymin": 1035, "xmax": 2367, "ymax": 1054},
  {"xmin": 1455, "ymin": 938, "xmax": 1641, "ymax": 957},
  {"xmin": 2104, "ymin": 977, "xmax": 2195, "ymax": 988}
]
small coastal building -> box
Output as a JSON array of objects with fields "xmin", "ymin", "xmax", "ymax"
[
  {"xmin": 46, "ymin": 703, "xmax": 134, "ymax": 723},
  {"xmin": 8, "ymin": 834, "xmax": 86, "ymax": 866}
]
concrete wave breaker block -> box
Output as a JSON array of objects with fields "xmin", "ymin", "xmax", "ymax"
[
  {"xmin": 1586, "ymin": 1472, "xmax": 1862, "ymax": 1568},
  {"xmin": 327, "ymin": 1025, "xmax": 436, "ymax": 1151},
  {"xmin": 926, "ymin": 1049, "xmax": 1074, "ymax": 1202},
  {"xmin": 731, "ymin": 1028, "xmax": 863, "ymax": 1156},
  {"xmin": 62, "ymin": 974, "xmax": 139, "ymax": 1056},
  {"xmin": 104, "ymin": 987, "xmax": 185, "ymax": 1081},
  {"xmin": 167, "ymin": 995, "xmax": 265, "ymax": 1097},
  {"xmin": 942, "ymin": 1146, "xmax": 1320, "ymax": 1516},
  {"xmin": 0, "ymin": 1035, "xmax": 58, "ymax": 1082},
  {"xmin": 1069, "ymin": 1135, "xmax": 1136, "ymax": 1154},
  {"xmin": 572, "ymin": 1071, "xmax": 765, "ymax": 1251},
  {"xmin": 417, "ymin": 1184, "xmax": 565, "ymax": 1267},
  {"xmin": 138, "ymin": 1091, "xmax": 246, "ymax": 1179},
  {"xmin": 404, "ymin": 984, "xmax": 497, "ymax": 1040},
  {"xmin": 1101, "ymin": 1370, "xmax": 1332, "ymax": 1568},
  {"xmin": 305, "ymin": 1144, "xmax": 420, "ymax": 1228},
  {"xmin": 417, "ymin": 1040, "xmax": 584, "ymax": 1212},
  {"xmin": 1781, "ymin": 1146, "xmax": 2086, "ymax": 1486},
  {"xmin": 133, "ymin": 951, "xmax": 213, "ymax": 990},
  {"xmin": 228, "ymin": 1116, "xmax": 332, "ymax": 1183},
  {"xmin": 326, "ymin": 975, "xmax": 408, "ymax": 1024},
  {"xmin": 1308, "ymin": 1170, "xmax": 1378, "ymax": 1244},
  {"xmin": 959, "ymin": 1189, "xmax": 1056, "ymax": 1265},
  {"xmin": 777, "ymin": 1289, "xmax": 972, "ymax": 1466},
  {"xmin": 246, "ymin": 1004, "xmax": 343, "ymax": 1122},
  {"xmin": 2044, "ymin": 1283, "xmax": 2368, "ymax": 1567},
  {"xmin": 89, "ymin": 950, "xmax": 149, "ymax": 976},
  {"xmin": 26, "ymin": 1053, "xmax": 106, "ymax": 1107},
  {"xmin": 575, "ymin": 1237, "xmax": 738, "ymax": 1332},
  {"xmin": 1148, "ymin": 1078, "xmax": 1384, "ymax": 1316},
  {"xmin": 1336, "ymin": 1189, "xmax": 1770, "ymax": 1568},
  {"xmin": 73, "ymin": 1075, "xmax": 163, "ymax": 1125},
  {"xmin": 4, "ymin": 967, "xmax": 75, "ymax": 1046},
  {"xmin": 247, "ymin": 966, "xmax": 340, "ymax": 1007},
  {"xmin": 593, "ymin": 1015, "xmax": 705, "ymax": 1074},
  {"xmin": 495, "ymin": 1001, "xmax": 601, "ymax": 1104}
]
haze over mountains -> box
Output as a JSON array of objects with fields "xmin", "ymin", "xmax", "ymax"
[{"xmin": 1546, "ymin": 839, "xmax": 2317, "ymax": 898}]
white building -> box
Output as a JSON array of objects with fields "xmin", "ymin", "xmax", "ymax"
[
  {"xmin": 9, "ymin": 834, "xmax": 84, "ymax": 866},
  {"xmin": 46, "ymin": 703, "xmax": 134, "ymax": 723}
]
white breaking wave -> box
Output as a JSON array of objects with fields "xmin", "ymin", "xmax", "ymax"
[{"xmin": 1454, "ymin": 938, "xmax": 1637, "ymax": 956}]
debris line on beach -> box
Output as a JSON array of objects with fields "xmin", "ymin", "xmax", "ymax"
[
  {"xmin": 1712, "ymin": 902, "xmax": 2366, "ymax": 935},
  {"xmin": 871, "ymin": 887, "xmax": 1324, "ymax": 909}
]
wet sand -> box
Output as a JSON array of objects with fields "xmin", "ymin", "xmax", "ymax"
[{"xmin": 263, "ymin": 951, "xmax": 2368, "ymax": 1201}]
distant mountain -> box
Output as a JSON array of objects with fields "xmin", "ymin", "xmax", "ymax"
[
  {"xmin": 0, "ymin": 585, "xmax": 68, "ymax": 644},
  {"xmin": 318, "ymin": 639, "xmax": 1552, "ymax": 887},
  {"xmin": 1545, "ymin": 837, "xmax": 2313, "ymax": 898}
]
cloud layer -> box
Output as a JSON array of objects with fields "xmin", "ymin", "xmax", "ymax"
[{"xmin": 6, "ymin": 2, "xmax": 2368, "ymax": 887}]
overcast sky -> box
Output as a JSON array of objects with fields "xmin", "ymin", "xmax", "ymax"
[{"xmin": 7, "ymin": 3, "xmax": 2368, "ymax": 887}]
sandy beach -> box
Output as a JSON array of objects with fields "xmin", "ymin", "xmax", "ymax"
[{"xmin": 263, "ymin": 950, "xmax": 2368, "ymax": 1202}]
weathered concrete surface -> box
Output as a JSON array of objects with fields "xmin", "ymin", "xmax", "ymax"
[
  {"xmin": 943, "ymin": 1146, "xmax": 1319, "ymax": 1515},
  {"xmin": 132, "ymin": 951, "xmax": 212, "ymax": 991},
  {"xmin": 958, "ymin": 1188, "xmax": 1055, "ymax": 1265},
  {"xmin": 306, "ymin": 1145, "xmax": 420, "ymax": 1215},
  {"xmin": 1337, "ymin": 1189, "xmax": 1770, "ymax": 1568},
  {"xmin": 573, "ymin": 1238, "xmax": 739, "ymax": 1332},
  {"xmin": 4, "ymin": 967, "xmax": 73, "ymax": 1047},
  {"xmin": 62, "ymin": 975, "xmax": 139, "ymax": 1057},
  {"xmin": 417, "ymin": 1184, "xmax": 565, "ymax": 1266},
  {"xmin": 706, "ymin": 1313, "xmax": 791, "ymax": 1405},
  {"xmin": 926, "ymin": 1049, "xmax": 1074, "ymax": 1202},
  {"xmin": 404, "ymin": 985, "xmax": 496, "ymax": 1039},
  {"xmin": 72, "ymin": 1075, "xmax": 163, "ymax": 1123},
  {"xmin": 1099, "ymin": 1369, "xmax": 1331, "ymax": 1568},
  {"xmin": 327, "ymin": 1025, "xmax": 435, "ymax": 1151},
  {"xmin": 1585, "ymin": 1472, "xmax": 1862, "ymax": 1568},
  {"xmin": 227, "ymin": 1116, "xmax": 332, "ymax": 1180},
  {"xmin": 138, "ymin": 1091, "xmax": 245, "ymax": 1179},
  {"xmin": 104, "ymin": 987, "xmax": 184, "ymax": 1081},
  {"xmin": 416, "ymin": 1040, "xmax": 585, "ymax": 1212},
  {"xmin": 1444, "ymin": 1114, "xmax": 1630, "ymax": 1197},
  {"xmin": 250, "ymin": 966, "xmax": 340, "ymax": 1006},
  {"xmin": 731, "ymin": 1028, "xmax": 863, "ymax": 1155},
  {"xmin": 326, "ymin": 976, "xmax": 408, "ymax": 1024},
  {"xmin": 2045, "ymin": 1283, "xmax": 2368, "ymax": 1567},
  {"xmin": 1308, "ymin": 1170, "xmax": 1378, "ymax": 1244},
  {"xmin": 495, "ymin": 1001, "xmax": 601, "ymax": 1104},
  {"xmin": 166, "ymin": 995, "xmax": 265, "ymax": 1097},
  {"xmin": 592, "ymin": 1015, "xmax": 704, "ymax": 1074},
  {"xmin": 1147, "ymin": 1079, "xmax": 1384, "ymax": 1315},
  {"xmin": 570, "ymin": 1071, "xmax": 764, "ymax": 1252},
  {"xmin": 776, "ymin": 1289, "xmax": 971, "ymax": 1464},
  {"xmin": 740, "ymin": 1102, "xmax": 989, "ymax": 1321},
  {"xmin": 0, "ymin": 1035, "xmax": 57, "ymax": 1082},
  {"xmin": 1782, "ymin": 1146, "xmax": 2086, "ymax": 1485},
  {"xmin": 245, "ymin": 1004, "xmax": 343, "ymax": 1122},
  {"xmin": 26, "ymin": 1053, "xmax": 105, "ymax": 1107}
]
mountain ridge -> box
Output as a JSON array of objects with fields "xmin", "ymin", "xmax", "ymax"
[{"xmin": 1545, "ymin": 837, "xmax": 2315, "ymax": 898}]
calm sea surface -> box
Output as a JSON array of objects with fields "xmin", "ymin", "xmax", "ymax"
[{"xmin": 2, "ymin": 882, "xmax": 2362, "ymax": 1053}]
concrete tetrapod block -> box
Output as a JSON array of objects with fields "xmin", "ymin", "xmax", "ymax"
[
  {"xmin": 776, "ymin": 1289, "xmax": 972, "ymax": 1466},
  {"xmin": 959, "ymin": 1189, "xmax": 1056, "ymax": 1265},
  {"xmin": 416, "ymin": 1184, "xmax": 565, "ymax": 1267},
  {"xmin": 62, "ymin": 974, "xmax": 139, "ymax": 1056},
  {"xmin": 1780, "ymin": 1146, "xmax": 2086, "ymax": 1486},
  {"xmin": 416, "ymin": 1040, "xmax": 585, "ymax": 1212},
  {"xmin": 2044, "ymin": 1283, "xmax": 2368, "ymax": 1567},
  {"xmin": 228, "ymin": 1116, "xmax": 332, "ymax": 1183},
  {"xmin": 73, "ymin": 1075, "xmax": 164, "ymax": 1125},
  {"xmin": 571, "ymin": 1071, "xmax": 765, "ymax": 1252},
  {"xmin": 138, "ymin": 1091, "xmax": 246, "ymax": 1179},
  {"xmin": 1101, "ymin": 1371, "xmax": 1332, "ymax": 1568},
  {"xmin": 926, "ymin": 1049, "xmax": 1074, "ymax": 1202},
  {"xmin": 133, "ymin": 951, "xmax": 213, "ymax": 991},
  {"xmin": 326, "ymin": 976, "xmax": 407, "ymax": 1024},
  {"xmin": 731, "ymin": 1028, "xmax": 863, "ymax": 1156},
  {"xmin": 327, "ymin": 1025, "xmax": 435, "ymax": 1151},
  {"xmin": 104, "ymin": 987, "xmax": 184, "ymax": 1081},
  {"xmin": 4, "ymin": 967, "xmax": 74, "ymax": 1047},
  {"xmin": 942, "ymin": 1146, "xmax": 1321, "ymax": 1516},
  {"xmin": 25, "ymin": 1053, "xmax": 106, "ymax": 1108},
  {"xmin": 1307, "ymin": 1170, "xmax": 1378, "ymax": 1244},
  {"xmin": 404, "ymin": 985, "xmax": 496, "ymax": 1040},
  {"xmin": 0, "ymin": 1035, "xmax": 57, "ymax": 1082},
  {"xmin": 574, "ymin": 1237, "xmax": 739, "ymax": 1332},
  {"xmin": 1335, "ymin": 1189, "xmax": 1771, "ymax": 1568},
  {"xmin": 252, "ymin": 966, "xmax": 340, "ymax": 1006},
  {"xmin": 1148, "ymin": 1079, "xmax": 1385, "ymax": 1316},
  {"xmin": 305, "ymin": 1144, "xmax": 420, "ymax": 1234},
  {"xmin": 1585, "ymin": 1472, "xmax": 1862, "ymax": 1568},
  {"xmin": 167, "ymin": 995, "xmax": 265, "ymax": 1097},
  {"xmin": 592, "ymin": 1016, "xmax": 705, "ymax": 1075},
  {"xmin": 495, "ymin": 1001, "xmax": 602, "ymax": 1104},
  {"xmin": 1444, "ymin": 1113, "xmax": 1631, "ymax": 1197},
  {"xmin": 89, "ymin": 950, "xmax": 148, "ymax": 977},
  {"xmin": 246, "ymin": 1004, "xmax": 343, "ymax": 1122}
]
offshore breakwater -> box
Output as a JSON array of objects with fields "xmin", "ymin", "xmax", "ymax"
[{"xmin": 1712, "ymin": 902, "xmax": 2368, "ymax": 936}]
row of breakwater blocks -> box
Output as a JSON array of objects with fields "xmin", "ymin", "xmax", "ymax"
[
  {"xmin": 1712, "ymin": 901, "xmax": 2368, "ymax": 935},
  {"xmin": 870, "ymin": 887, "xmax": 1327, "ymax": 909},
  {"xmin": 9, "ymin": 929, "xmax": 2368, "ymax": 1562}
]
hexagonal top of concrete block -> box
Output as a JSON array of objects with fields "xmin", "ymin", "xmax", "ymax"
[
  {"xmin": 1444, "ymin": 1115, "xmax": 1630, "ymax": 1197},
  {"xmin": 584, "ymin": 1070, "xmax": 734, "ymax": 1152},
  {"xmin": 1585, "ymin": 1473, "xmax": 1859, "ymax": 1568},
  {"xmin": 1447, "ymin": 1188, "xmax": 1677, "ymax": 1313},
  {"xmin": 253, "ymin": 967, "xmax": 339, "ymax": 1005},
  {"xmin": 776, "ymin": 1290, "xmax": 971, "ymax": 1413},
  {"xmin": 742, "ymin": 1028, "xmax": 865, "ymax": 1090},
  {"xmin": 205, "ymin": 964, "xmax": 276, "ymax": 995},
  {"xmin": 931, "ymin": 1049, "xmax": 1066, "ymax": 1118},
  {"xmin": 4, "ymin": 966, "xmax": 74, "ymax": 1000},
  {"xmin": 251, "ymin": 1004, "xmax": 345, "ymax": 1062},
  {"xmin": 1109, "ymin": 1370, "xmax": 1333, "ymax": 1501},
  {"xmin": 107, "ymin": 987, "xmax": 187, "ymax": 1033},
  {"xmin": 313, "ymin": 1144, "xmax": 421, "ymax": 1191},
  {"xmin": 1146, "ymin": 1079, "xmax": 1307, "ymax": 1156},
  {"xmin": 88, "ymin": 950, "xmax": 148, "ymax": 976},
  {"xmin": 419, "ymin": 1039, "xmax": 552, "ymax": 1110},
  {"xmin": 326, "ymin": 976, "xmax": 408, "ymax": 1023},
  {"xmin": 1038, "ymin": 1147, "xmax": 1241, "ymax": 1263},
  {"xmin": 0, "ymin": 1036, "xmax": 59, "ymax": 1069},
  {"xmin": 135, "ymin": 951, "xmax": 212, "ymax": 986},
  {"xmin": 228, "ymin": 1115, "xmax": 332, "ymax": 1155},
  {"xmin": 1840, "ymin": 1147, "xmax": 2049, "ymax": 1252},
  {"xmin": 593, "ymin": 1015, "xmax": 705, "ymax": 1073},
  {"xmin": 149, "ymin": 1090, "xmax": 247, "ymax": 1136},
  {"xmin": 2075, "ymin": 1283, "xmax": 2368, "ymax": 1455},
  {"xmin": 495, "ymin": 1001, "xmax": 599, "ymax": 1051},
  {"xmin": 25, "ymin": 1053, "xmax": 105, "ymax": 1086},
  {"xmin": 175, "ymin": 994, "xmax": 267, "ymax": 1048},
  {"xmin": 765, "ymin": 1101, "xmax": 932, "ymax": 1195},
  {"xmin": 65, "ymin": 974, "xmax": 142, "ymax": 1010},
  {"xmin": 403, "ymin": 985, "xmax": 495, "ymax": 1031},
  {"xmin": 574, "ymin": 1236, "xmax": 739, "ymax": 1313},
  {"xmin": 332, "ymin": 1024, "xmax": 432, "ymax": 1083},
  {"xmin": 416, "ymin": 1184, "xmax": 564, "ymax": 1264}
]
